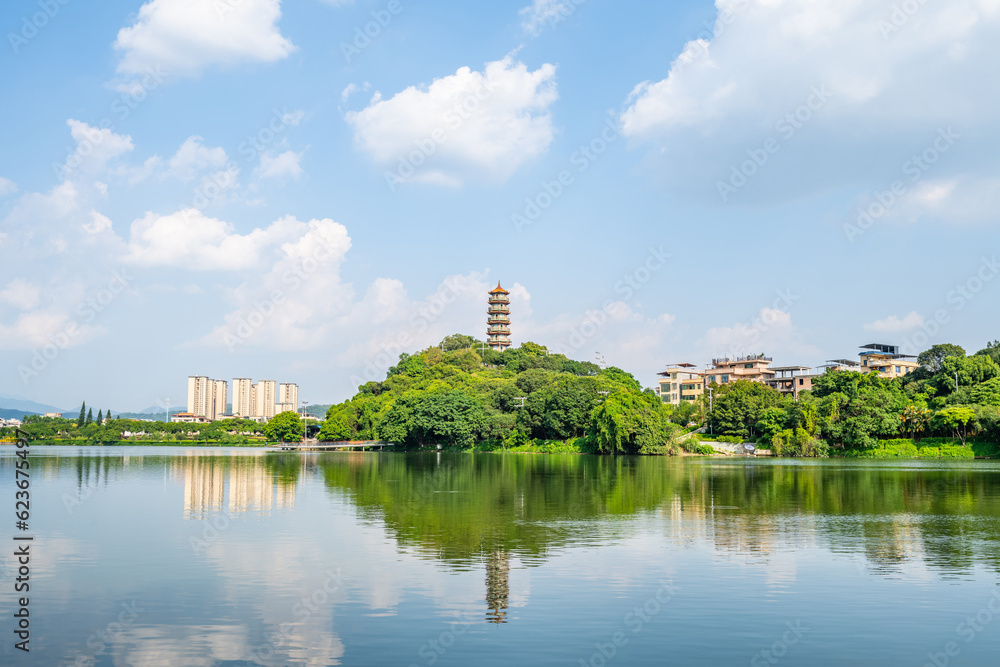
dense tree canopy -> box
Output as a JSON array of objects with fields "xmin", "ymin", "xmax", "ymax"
[{"xmin": 323, "ymin": 337, "xmax": 674, "ymax": 454}]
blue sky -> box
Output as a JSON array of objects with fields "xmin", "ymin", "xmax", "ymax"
[{"xmin": 1, "ymin": 0, "xmax": 998, "ymax": 412}]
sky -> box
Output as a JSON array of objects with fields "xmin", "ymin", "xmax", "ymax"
[{"xmin": 1, "ymin": 0, "xmax": 998, "ymax": 412}]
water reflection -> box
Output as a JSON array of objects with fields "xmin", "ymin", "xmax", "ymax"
[{"xmin": 8, "ymin": 449, "xmax": 1000, "ymax": 666}]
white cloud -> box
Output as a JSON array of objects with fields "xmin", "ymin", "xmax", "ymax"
[
  {"xmin": 346, "ymin": 56, "xmax": 558, "ymax": 186},
  {"xmin": 0, "ymin": 177, "xmax": 17, "ymax": 197},
  {"xmin": 864, "ymin": 311, "xmax": 925, "ymax": 333},
  {"xmin": 0, "ymin": 280, "xmax": 41, "ymax": 311},
  {"xmin": 619, "ymin": 0, "xmax": 1000, "ymax": 204},
  {"xmin": 697, "ymin": 308, "xmax": 820, "ymax": 364},
  {"xmin": 64, "ymin": 120, "xmax": 134, "ymax": 176},
  {"xmin": 113, "ymin": 0, "xmax": 296, "ymax": 77},
  {"xmin": 519, "ymin": 0, "xmax": 580, "ymax": 36},
  {"xmin": 879, "ymin": 176, "xmax": 1000, "ymax": 224},
  {"xmin": 257, "ymin": 150, "xmax": 304, "ymax": 181},
  {"xmin": 83, "ymin": 211, "xmax": 114, "ymax": 235},
  {"xmin": 165, "ymin": 136, "xmax": 229, "ymax": 182},
  {"xmin": 123, "ymin": 209, "xmax": 310, "ymax": 271},
  {"xmin": 341, "ymin": 82, "xmax": 370, "ymax": 103}
]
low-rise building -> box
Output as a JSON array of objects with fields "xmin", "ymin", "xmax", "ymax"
[
  {"xmin": 858, "ymin": 343, "xmax": 919, "ymax": 379},
  {"xmin": 704, "ymin": 354, "xmax": 775, "ymax": 386},
  {"xmin": 170, "ymin": 412, "xmax": 209, "ymax": 424},
  {"xmin": 656, "ymin": 363, "xmax": 704, "ymax": 404},
  {"xmin": 764, "ymin": 366, "xmax": 814, "ymax": 398}
]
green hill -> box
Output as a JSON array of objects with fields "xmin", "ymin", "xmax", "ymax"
[{"xmin": 322, "ymin": 336, "xmax": 680, "ymax": 455}]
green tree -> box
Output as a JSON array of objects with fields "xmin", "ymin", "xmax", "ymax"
[
  {"xmin": 708, "ymin": 380, "xmax": 783, "ymax": 438},
  {"xmin": 901, "ymin": 404, "xmax": 932, "ymax": 442},
  {"xmin": 86, "ymin": 408, "xmax": 93, "ymax": 424},
  {"xmin": 933, "ymin": 406, "xmax": 977, "ymax": 445},
  {"xmin": 318, "ymin": 418, "xmax": 352, "ymax": 442},
  {"xmin": 587, "ymin": 390, "xmax": 678, "ymax": 455},
  {"xmin": 975, "ymin": 340, "xmax": 1000, "ymax": 365},
  {"xmin": 265, "ymin": 411, "xmax": 304, "ymax": 443},
  {"xmin": 97, "ymin": 409, "xmax": 103, "ymax": 424},
  {"xmin": 933, "ymin": 355, "xmax": 1000, "ymax": 395},
  {"xmin": 918, "ymin": 344, "xmax": 966, "ymax": 373},
  {"xmin": 382, "ymin": 391, "xmax": 489, "ymax": 448},
  {"xmin": 813, "ymin": 371, "xmax": 907, "ymax": 448},
  {"xmin": 440, "ymin": 334, "xmax": 479, "ymax": 352},
  {"xmin": 77, "ymin": 402, "xmax": 86, "ymax": 428},
  {"xmin": 755, "ymin": 407, "xmax": 789, "ymax": 444}
]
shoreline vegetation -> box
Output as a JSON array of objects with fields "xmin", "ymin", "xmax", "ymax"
[{"xmin": 5, "ymin": 338, "xmax": 1000, "ymax": 460}]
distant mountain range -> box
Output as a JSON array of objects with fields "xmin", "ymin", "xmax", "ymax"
[{"xmin": 0, "ymin": 394, "xmax": 66, "ymax": 416}]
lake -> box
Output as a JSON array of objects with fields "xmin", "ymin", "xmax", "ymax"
[{"xmin": 2, "ymin": 447, "xmax": 1000, "ymax": 666}]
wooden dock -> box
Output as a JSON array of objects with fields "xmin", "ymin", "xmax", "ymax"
[{"xmin": 271, "ymin": 440, "xmax": 395, "ymax": 452}]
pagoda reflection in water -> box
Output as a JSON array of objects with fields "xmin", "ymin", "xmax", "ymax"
[{"xmin": 485, "ymin": 550, "xmax": 511, "ymax": 624}]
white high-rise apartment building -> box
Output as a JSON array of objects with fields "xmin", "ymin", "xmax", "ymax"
[
  {"xmin": 212, "ymin": 379, "xmax": 228, "ymax": 420},
  {"xmin": 277, "ymin": 383, "xmax": 299, "ymax": 414},
  {"xmin": 233, "ymin": 378, "xmax": 254, "ymax": 419},
  {"xmin": 188, "ymin": 376, "xmax": 230, "ymax": 420},
  {"xmin": 255, "ymin": 380, "xmax": 277, "ymax": 421},
  {"xmin": 187, "ymin": 376, "xmax": 212, "ymax": 417}
]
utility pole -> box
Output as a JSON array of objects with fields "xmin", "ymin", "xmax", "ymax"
[
  {"xmin": 955, "ymin": 371, "xmax": 959, "ymax": 392},
  {"xmin": 515, "ymin": 397, "xmax": 527, "ymax": 408}
]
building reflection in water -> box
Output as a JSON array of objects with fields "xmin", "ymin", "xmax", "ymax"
[
  {"xmin": 176, "ymin": 456, "xmax": 296, "ymax": 519},
  {"xmin": 485, "ymin": 550, "xmax": 511, "ymax": 624}
]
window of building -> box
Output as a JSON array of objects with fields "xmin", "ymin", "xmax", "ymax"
[
  {"xmin": 722, "ymin": 375, "xmax": 729, "ymax": 383},
  {"xmin": 799, "ymin": 378, "xmax": 804, "ymax": 385},
  {"xmin": 708, "ymin": 375, "xmax": 716, "ymax": 383},
  {"xmin": 745, "ymin": 363, "xmax": 753, "ymax": 369},
  {"xmin": 895, "ymin": 366, "xmax": 901, "ymax": 373}
]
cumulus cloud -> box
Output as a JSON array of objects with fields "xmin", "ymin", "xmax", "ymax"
[
  {"xmin": 519, "ymin": 0, "xmax": 581, "ymax": 36},
  {"xmin": 697, "ymin": 308, "xmax": 820, "ymax": 364},
  {"xmin": 164, "ymin": 136, "xmax": 229, "ymax": 182},
  {"xmin": 0, "ymin": 177, "xmax": 17, "ymax": 197},
  {"xmin": 346, "ymin": 56, "xmax": 558, "ymax": 186},
  {"xmin": 257, "ymin": 150, "xmax": 304, "ymax": 180},
  {"xmin": 64, "ymin": 120, "xmax": 135, "ymax": 176},
  {"xmin": 113, "ymin": 0, "xmax": 296, "ymax": 77},
  {"xmin": 619, "ymin": 0, "xmax": 1000, "ymax": 206},
  {"xmin": 864, "ymin": 311, "xmax": 925, "ymax": 333},
  {"xmin": 123, "ymin": 209, "xmax": 312, "ymax": 271},
  {"xmin": 83, "ymin": 211, "xmax": 114, "ymax": 235},
  {"xmin": 0, "ymin": 280, "xmax": 41, "ymax": 311}
]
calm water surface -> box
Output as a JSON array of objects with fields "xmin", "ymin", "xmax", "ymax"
[{"xmin": 2, "ymin": 447, "xmax": 1000, "ymax": 666}]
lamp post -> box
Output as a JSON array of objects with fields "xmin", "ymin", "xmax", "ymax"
[
  {"xmin": 301, "ymin": 400, "xmax": 309, "ymax": 442},
  {"xmin": 707, "ymin": 387, "xmax": 714, "ymax": 435}
]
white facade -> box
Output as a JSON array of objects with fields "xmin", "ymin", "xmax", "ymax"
[
  {"xmin": 212, "ymin": 379, "xmax": 228, "ymax": 420},
  {"xmin": 277, "ymin": 383, "xmax": 299, "ymax": 415},
  {"xmin": 255, "ymin": 380, "xmax": 277, "ymax": 421},
  {"xmin": 187, "ymin": 376, "xmax": 212, "ymax": 417},
  {"xmin": 233, "ymin": 378, "xmax": 254, "ymax": 419}
]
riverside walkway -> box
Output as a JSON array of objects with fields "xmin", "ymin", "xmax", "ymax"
[{"xmin": 271, "ymin": 440, "xmax": 395, "ymax": 451}]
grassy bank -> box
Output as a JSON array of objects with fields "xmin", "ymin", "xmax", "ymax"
[
  {"xmin": 835, "ymin": 438, "xmax": 1000, "ymax": 459},
  {"xmin": 20, "ymin": 439, "xmax": 269, "ymax": 447}
]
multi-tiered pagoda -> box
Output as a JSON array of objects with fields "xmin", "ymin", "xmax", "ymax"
[{"xmin": 487, "ymin": 282, "xmax": 511, "ymax": 351}]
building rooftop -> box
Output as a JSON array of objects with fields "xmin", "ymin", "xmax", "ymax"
[
  {"xmin": 769, "ymin": 366, "xmax": 812, "ymax": 372},
  {"xmin": 488, "ymin": 281, "xmax": 510, "ymax": 295}
]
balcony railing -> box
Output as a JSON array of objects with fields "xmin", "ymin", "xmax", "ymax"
[{"xmin": 711, "ymin": 354, "xmax": 773, "ymax": 365}]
